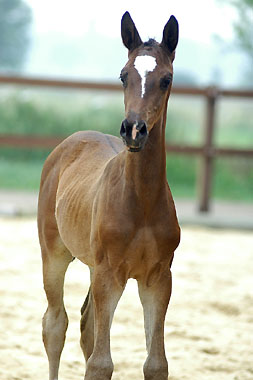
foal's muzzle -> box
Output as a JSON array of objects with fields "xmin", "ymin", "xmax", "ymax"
[{"xmin": 120, "ymin": 119, "xmax": 148, "ymax": 152}]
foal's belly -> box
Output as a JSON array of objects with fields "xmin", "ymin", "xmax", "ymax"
[
  {"xmin": 55, "ymin": 169, "xmax": 105, "ymax": 266},
  {"xmin": 55, "ymin": 191, "xmax": 95, "ymax": 266}
]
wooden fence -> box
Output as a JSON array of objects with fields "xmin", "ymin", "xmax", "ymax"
[{"xmin": 0, "ymin": 74, "xmax": 253, "ymax": 212}]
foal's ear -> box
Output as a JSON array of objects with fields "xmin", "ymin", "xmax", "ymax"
[
  {"xmin": 161, "ymin": 15, "xmax": 179, "ymax": 55},
  {"xmin": 121, "ymin": 11, "xmax": 142, "ymax": 52}
]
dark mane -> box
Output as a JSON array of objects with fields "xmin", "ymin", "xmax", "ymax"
[{"xmin": 143, "ymin": 38, "xmax": 158, "ymax": 47}]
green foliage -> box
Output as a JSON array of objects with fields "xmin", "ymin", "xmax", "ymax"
[
  {"xmin": 0, "ymin": 92, "xmax": 252, "ymax": 201},
  {"xmin": 0, "ymin": 92, "xmax": 124, "ymax": 136},
  {"xmin": 230, "ymin": 0, "xmax": 253, "ymax": 56},
  {"xmin": 0, "ymin": 0, "xmax": 32, "ymax": 70}
]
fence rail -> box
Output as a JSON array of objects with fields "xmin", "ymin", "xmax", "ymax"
[{"xmin": 0, "ymin": 74, "xmax": 253, "ymax": 212}]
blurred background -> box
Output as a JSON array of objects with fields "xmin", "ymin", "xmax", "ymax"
[
  {"xmin": 1, "ymin": 3, "xmax": 253, "ymax": 379},
  {"xmin": 0, "ymin": 0, "xmax": 252, "ymax": 215}
]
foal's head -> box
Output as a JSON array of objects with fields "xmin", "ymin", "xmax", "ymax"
[{"xmin": 120, "ymin": 12, "xmax": 179, "ymax": 152}]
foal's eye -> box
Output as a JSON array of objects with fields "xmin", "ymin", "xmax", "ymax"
[
  {"xmin": 120, "ymin": 72, "xmax": 128, "ymax": 88},
  {"xmin": 160, "ymin": 75, "xmax": 172, "ymax": 90}
]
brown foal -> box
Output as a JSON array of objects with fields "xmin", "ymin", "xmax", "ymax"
[{"xmin": 38, "ymin": 11, "xmax": 180, "ymax": 380}]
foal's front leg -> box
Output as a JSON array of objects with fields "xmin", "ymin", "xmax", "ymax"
[
  {"xmin": 84, "ymin": 264, "xmax": 125, "ymax": 380},
  {"xmin": 138, "ymin": 269, "xmax": 172, "ymax": 380}
]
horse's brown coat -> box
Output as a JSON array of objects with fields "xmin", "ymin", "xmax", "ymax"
[{"xmin": 38, "ymin": 11, "xmax": 180, "ymax": 380}]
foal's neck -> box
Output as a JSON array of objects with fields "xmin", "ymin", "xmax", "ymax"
[{"xmin": 124, "ymin": 111, "xmax": 167, "ymax": 201}]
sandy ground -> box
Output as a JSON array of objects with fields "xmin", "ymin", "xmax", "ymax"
[{"xmin": 0, "ymin": 217, "xmax": 252, "ymax": 380}]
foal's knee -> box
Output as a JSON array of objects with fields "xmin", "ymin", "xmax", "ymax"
[
  {"xmin": 85, "ymin": 355, "xmax": 113, "ymax": 380},
  {"xmin": 143, "ymin": 356, "xmax": 168, "ymax": 380},
  {"xmin": 42, "ymin": 305, "xmax": 69, "ymax": 363},
  {"xmin": 43, "ymin": 306, "xmax": 68, "ymax": 339}
]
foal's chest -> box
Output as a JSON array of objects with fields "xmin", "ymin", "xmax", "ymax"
[
  {"xmin": 94, "ymin": 215, "xmax": 179, "ymax": 285},
  {"xmin": 96, "ymin": 207, "xmax": 179, "ymax": 261}
]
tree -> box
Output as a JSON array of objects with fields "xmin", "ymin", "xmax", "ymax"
[
  {"xmin": 229, "ymin": 0, "xmax": 253, "ymax": 59},
  {"xmin": 0, "ymin": 0, "xmax": 32, "ymax": 71},
  {"xmin": 220, "ymin": 0, "xmax": 253, "ymax": 85}
]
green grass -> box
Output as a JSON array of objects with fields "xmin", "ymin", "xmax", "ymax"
[
  {"xmin": 213, "ymin": 157, "xmax": 253, "ymax": 200},
  {"xmin": 0, "ymin": 90, "xmax": 252, "ymax": 201},
  {"xmin": 0, "ymin": 148, "xmax": 49, "ymax": 190}
]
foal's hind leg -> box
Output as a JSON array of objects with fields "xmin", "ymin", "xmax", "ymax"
[
  {"xmin": 42, "ymin": 245, "xmax": 73, "ymax": 380},
  {"xmin": 80, "ymin": 268, "xmax": 94, "ymax": 361},
  {"xmin": 138, "ymin": 269, "xmax": 172, "ymax": 380}
]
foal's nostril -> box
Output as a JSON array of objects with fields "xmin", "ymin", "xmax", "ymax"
[
  {"xmin": 120, "ymin": 119, "xmax": 134, "ymax": 138},
  {"xmin": 139, "ymin": 122, "xmax": 147, "ymax": 136},
  {"xmin": 120, "ymin": 122, "xmax": 126, "ymax": 137}
]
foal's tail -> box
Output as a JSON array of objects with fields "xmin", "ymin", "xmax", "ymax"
[
  {"xmin": 81, "ymin": 287, "xmax": 91, "ymax": 315},
  {"xmin": 80, "ymin": 286, "xmax": 94, "ymax": 361}
]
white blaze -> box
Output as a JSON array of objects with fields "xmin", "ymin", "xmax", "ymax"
[{"xmin": 134, "ymin": 55, "xmax": 157, "ymax": 98}]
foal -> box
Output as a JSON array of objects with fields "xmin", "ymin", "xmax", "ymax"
[{"xmin": 38, "ymin": 11, "xmax": 180, "ymax": 380}]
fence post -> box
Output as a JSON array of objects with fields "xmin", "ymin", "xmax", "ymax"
[{"xmin": 198, "ymin": 87, "xmax": 218, "ymax": 212}]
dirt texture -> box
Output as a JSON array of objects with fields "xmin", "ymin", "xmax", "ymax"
[{"xmin": 0, "ymin": 217, "xmax": 252, "ymax": 380}]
